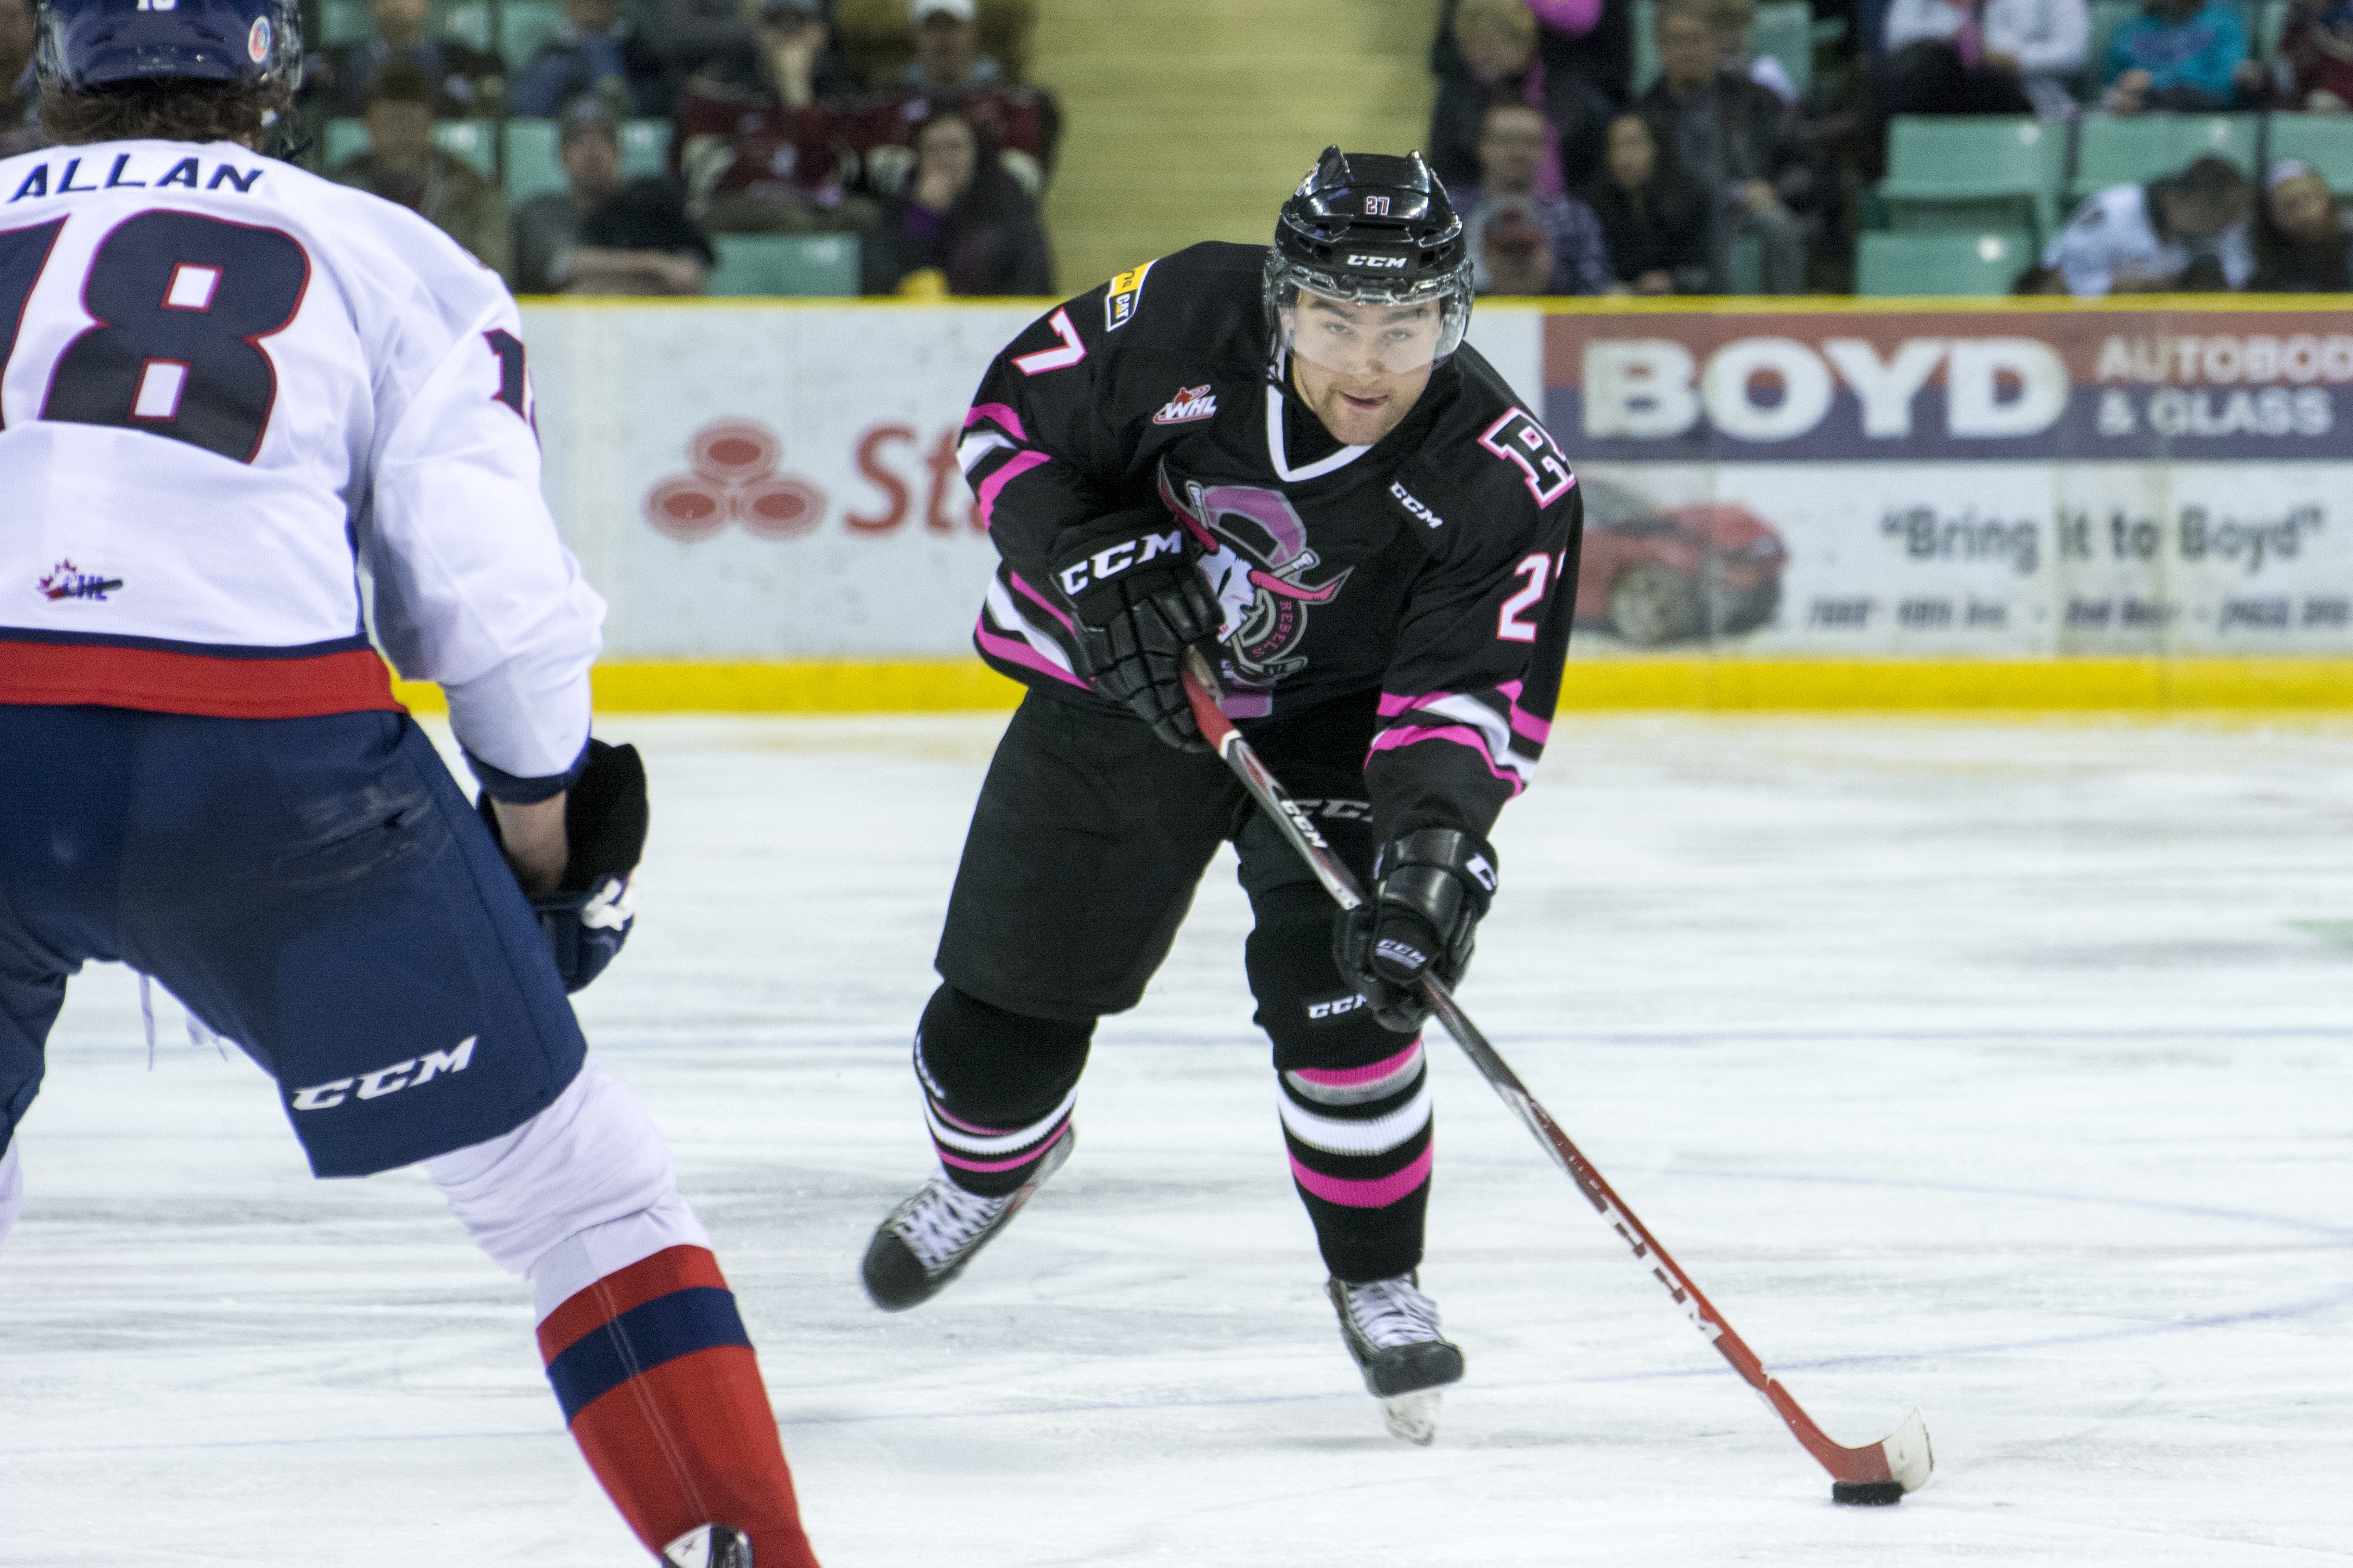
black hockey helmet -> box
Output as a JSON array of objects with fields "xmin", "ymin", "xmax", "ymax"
[
  {"xmin": 36, "ymin": 0, "xmax": 304, "ymax": 93},
  {"xmin": 1265, "ymin": 146, "xmax": 1473, "ymax": 369}
]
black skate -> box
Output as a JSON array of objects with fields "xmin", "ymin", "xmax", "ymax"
[
  {"xmin": 1327, "ymin": 1272, "xmax": 1465, "ymax": 1445},
  {"xmin": 860, "ymin": 1128, "xmax": 1073, "ymax": 1311},
  {"xmin": 661, "ymin": 1523, "xmax": 750, "ymax": 1568}
]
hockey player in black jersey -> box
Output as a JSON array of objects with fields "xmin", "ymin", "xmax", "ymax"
[{"xmin": 859, "ymin": 148, "xmax": 1582, "ymax": 1443}]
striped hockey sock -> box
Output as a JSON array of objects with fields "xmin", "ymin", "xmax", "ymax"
[
  {"xmin": 923, "ymin": 1083, "xmax": 1076, "ymax": 1198},
  {"xmin": 1278, "ymin": 1039, "xmax": 1434, "ymax": 1282},
  {"xmin": 537, "ymin": 1245, "xmax": 817, "ymax": 1567}
]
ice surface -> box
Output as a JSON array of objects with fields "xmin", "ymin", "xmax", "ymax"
[{"xmin": 4, "ymin": 713, "xmax": 2350, "ymax": 1566}]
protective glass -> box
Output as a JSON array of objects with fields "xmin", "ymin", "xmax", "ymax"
[{"xmin": 1279, "ymin": 285, "xmax": 1461, "ymax": 378}]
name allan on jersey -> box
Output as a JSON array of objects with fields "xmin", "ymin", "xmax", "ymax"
[{"xmin": 10, "ymin": 151, "xmax": 266, "ymax": 203}]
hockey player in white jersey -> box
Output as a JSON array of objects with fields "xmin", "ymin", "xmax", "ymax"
[{"xmin": 0, "ymin": 4, "xmax": 813, "ymax": 1564}]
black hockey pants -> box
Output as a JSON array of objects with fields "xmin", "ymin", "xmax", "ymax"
[{"xmin": 919, "ymin": 688, "xmax": 1434, "ymax": 1284}]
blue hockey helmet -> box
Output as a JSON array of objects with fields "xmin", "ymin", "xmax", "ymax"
[{"xmin": 36, "ymin": 0, "xmax": 305, "ymax": 93}]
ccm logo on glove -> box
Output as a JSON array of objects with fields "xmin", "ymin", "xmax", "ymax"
[{"xmin": 1057, "ymin": 528, "xmax": 1187, "ymax": 596}]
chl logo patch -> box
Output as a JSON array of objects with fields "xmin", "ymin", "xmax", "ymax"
[
  {"xmin": 37, "ymin": 558, "xmax": 123, "ymax": 602},
  {"xmin": 1153, "ymin": 384, "xmax": 1217, "ymax": 425},
  {"xmin": 290, "ymin": 1037, "xmax": 476, "ymax": 1111}
]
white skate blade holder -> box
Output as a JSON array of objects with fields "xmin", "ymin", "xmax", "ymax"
[
  {"xmin": 663, "ymin": 1524, "xmax": 750, "ymax": 1568},
  {"xmin": 1383, "ymin": 1390, "xmax": 1442, "ymax": 1445}
]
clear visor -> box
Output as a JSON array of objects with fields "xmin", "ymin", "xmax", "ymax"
[{"xmin": 1279, "ymin": 284, "xmax": 1463, "ymax": 379}]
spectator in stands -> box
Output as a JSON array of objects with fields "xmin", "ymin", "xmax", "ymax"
[
  {"xmin": 656, "ymin": 0, "xmax": 838, "ymax": 94},
  {"xmin": 1432, "ymin": 0, "xmax": 1634, "ymax": 111},
  {"xmin": 1878, "ymin": 0, "xmax": 2078, "ymax": 117},
  {"xmin": 1585, "ymin": 110, "xmax": 1714, "ymax": 291},
  {"xmin": 860, "ymin": 107, "xmax": 1051, "ymax": 296},
  {"xmin": 508, "ymin": 0, "xmax": 672, "ymax": 119},
  {"xmin": 903, "ymin": 0, "xmax": 1003, "ymax": 91},
  {"xmin": 1455, "ymin": 102, "xmax": 1615, "ymax": 292},
  {"xmin": 1468, "ymin": 200, "xmax": 1565, "ymax": 292},
  {"xmin": 305, "ymin": 0, "xmax": 506, "ymax": 119},
  {"xmin": 1714, "ymin": 0, "xmax": 1799, "ymax": 102},
  {"xmin": 0, "ymin": 0, "xmax": 40, "ymax": 157},
  {"xmin": 866, "ymin": 0, "xmax": 1062, "ymax": 199},
  {"xmin": 513, "ymin": 106, "xmax": 716, "ymax": 293},
  {"xmin": 675, "ymin": 0, "xmax": 869, "ymax": 233},
  {"xmin": 2100, "ymin": 0, "xmax": 2246, "ymax": 112},
  {"xmin": 2044, "ymin": 153, "xmax": 2252, "ymax": 293},
  {"xmin": 2281, "ymin": 0, "xmax": 2353, "ymax": 110},
  {"xmin": 1636, "ymin": 0, "xmax": 1817, "ymax": 292},
  {"xmin": 1430, "ymin": 0, "xmax": 1615, "ymax": 193},
  {"xmin": 2252, "ymin": 157, "xmax": 2352, "ymax": 288},
  {"xmin": 330, "ymin": 62, "xmax": 509, "ymax": 276}
]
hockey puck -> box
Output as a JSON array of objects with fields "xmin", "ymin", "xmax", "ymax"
[{"xmin": 1831, "ymin": 1481, "xmax": 1906, "ymax": 1506}]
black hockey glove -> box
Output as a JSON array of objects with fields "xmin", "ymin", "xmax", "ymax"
[
  {"xmin": 1053, "ymin": 510, "xmax": 1219, "ymax": 752},
  {"xmin": 1334, "ymin": 829, "xmax": 1499, "ymax": 1033},
  {"xmin": 478, "ymin": 739, "xmax": 648, "ymax": 993}
]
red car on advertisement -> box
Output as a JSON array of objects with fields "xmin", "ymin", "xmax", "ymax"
[{"xmin": 1573, "ymin": 473, "xmax": 1788, "ymax": 646}]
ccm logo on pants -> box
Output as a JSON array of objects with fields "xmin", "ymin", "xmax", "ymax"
[{"xmin": 291, "ymin": 1037, "xmax": 477, "ymax": 1111}]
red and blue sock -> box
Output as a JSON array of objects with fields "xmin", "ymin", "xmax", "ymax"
[{"xmin": 537, "ymin": 1245, "xmax": 817, "ymax": 1566}]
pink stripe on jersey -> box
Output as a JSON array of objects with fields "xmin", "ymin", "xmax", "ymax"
[
  {"xmin": 973, "ymin": 449, "xmax": 1050, "ymax": 529},
  {"xmin": 1368, "ymin": 725, "xmax": 1528, "ymax": 794},
  {"xmin": 1008, "ymin": 571, "xmax": 1074, "ymax": 632},
  {"xmin": 1289, "ymin": 1145, "xmax": 1434, "ymax": 1209},
  {"xmin": 964, "ymin": 402, "xmax": 1028, "ymax": 441},
  {"xmin": 1376, "ymin": 690, "xmax": 1453, "ymax": 718},
  {"xmin": 1291, "ymin": 1041, "xmax": 1422, "ymax": 1089},
  {"xmin": 974, "ymin": 617, "xmax": 1088, "ymax": 690},
  {"xmin": 1510, "ymin": 706, "xmax": 1551, "ymax": 744}
]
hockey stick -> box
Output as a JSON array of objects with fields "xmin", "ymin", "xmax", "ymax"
[{"xmin": 1179, "ymin": 647, "xmax": 1933, "ymax": 1503}]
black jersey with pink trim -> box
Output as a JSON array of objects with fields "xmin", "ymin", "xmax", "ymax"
[{"xmin": 958, "ymin": 241, "xmax": 1582, "ymax": 841}]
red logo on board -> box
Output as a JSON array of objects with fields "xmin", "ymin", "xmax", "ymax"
[{"xmin": 643, "ymin": 421, "xmax": 827, "ymax": 542}]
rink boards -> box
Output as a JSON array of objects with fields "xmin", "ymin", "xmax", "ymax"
[{"xmin": 394, "ymin": 296, "xmax": 2353, "ymax": 712}]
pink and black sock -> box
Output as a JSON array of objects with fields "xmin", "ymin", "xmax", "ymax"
[
  {"xmin": 912, "ymin": 984, "xmax": 1089, "ymax": 1197},
  {"xmin": 1277, "ymin": 1038, "xmax": 1434, "ymax": 1283}
]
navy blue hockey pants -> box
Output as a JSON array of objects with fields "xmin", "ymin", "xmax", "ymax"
[{"xmin": 0, "ymin": 705, "xmax": 586, "ymax": 1177}]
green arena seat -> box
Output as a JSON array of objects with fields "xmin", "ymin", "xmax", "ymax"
[
  {"xmin": 319, "ymin": 0, "xmax": 374, "ymax": 46},
  {"xmin": 2073, "ymin": 113, "xmax": 2259, "ymax": 197},
  {"xmin": 495, "ymin": 0, "xmax": 569, "ymax": 71},
  {"xmin": 505, "ymin": 118, "xmax": 564, "ymax": 202},
  {"xmin": 319, "ymin": 118, "xmax": 498, "ymax": 178},
  {"xmin": 505, "ymin": 118, "xmax": 672, "ymax": 203},
  {"xmin": 1856, "ymin": 229, "xmax": 2036, "ymax": 296},
  {"xmin": 704, "ymin": 234, "xmax": 862, "ymax": 297},
  {"xmin": 2268, "ymin": 113, "xmax": 2353, "ymax": 189},
  {"xmin": 1878, "ymin": 115, "xmax": 2066, "ymax": 242}
]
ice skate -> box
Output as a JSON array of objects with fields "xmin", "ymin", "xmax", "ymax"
[
  {"xmin": 661, "ymin": 1524, "xmax": 751, "ymax": 1567},
  {"xmin": 861, "ymin": 1128, "xmax": 1073, "ymax": 1310},
  {"xmin": 1327, "ymin": 1272, "xmax": 1464, "ymax": 1445}
]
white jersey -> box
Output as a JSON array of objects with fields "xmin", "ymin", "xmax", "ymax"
[
  {"xmin": 0, "ymin": 138, "xmax": 601, "ymax": 785},
  {"xmin": 2044, "ymin": 182, "xmax": 2254, "ymax": 299}
]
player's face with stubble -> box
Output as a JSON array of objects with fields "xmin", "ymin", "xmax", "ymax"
[{"xmin": 1284, "ymin": 292, "xmax": 1443, "ymax": 447}]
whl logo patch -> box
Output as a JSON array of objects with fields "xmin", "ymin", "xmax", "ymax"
[
  {"xmin": 1153, "ymin": 385, "xmax": 1217, "ymax": 425},
  {"xmin": 291, "ymin": 1037, "xmax": 476, "ymax": 1111}
]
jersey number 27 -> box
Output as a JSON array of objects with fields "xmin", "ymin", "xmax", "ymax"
[{"xmin": 0, "ymin": 211, "xmax": 309, "ymax": 463}]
